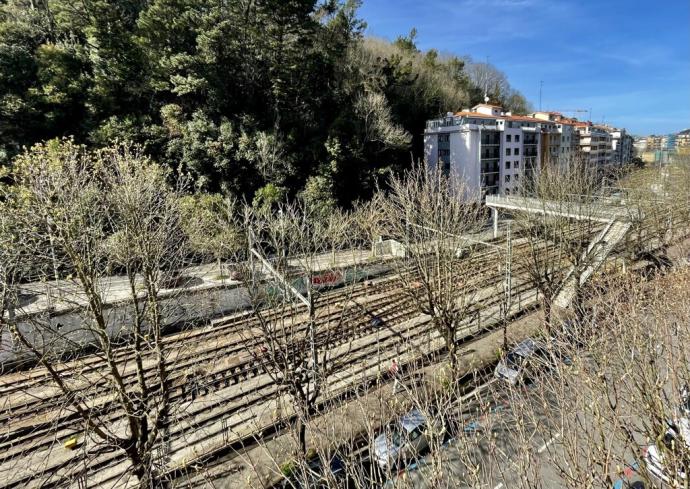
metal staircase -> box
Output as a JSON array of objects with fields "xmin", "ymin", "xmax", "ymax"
[{"xmin": 554, "ymin": 219, "xmax": 632, "ymax": 308}]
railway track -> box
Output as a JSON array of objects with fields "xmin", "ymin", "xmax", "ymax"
[
  {"xmin": 0, "ymin": 228, "xmax": 598, "ymax": 488},
  {"xmin": 0, "ymin": 235, "xmax": 530, "ymax": 418},
  {"xmin": 42, "ymin": 277, "xmax": 542, "ymax": 489}
]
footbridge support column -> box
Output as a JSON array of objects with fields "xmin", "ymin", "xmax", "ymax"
[{"xmin": 492, "ymin": 207, "xmax": 499, "ymax": 239}]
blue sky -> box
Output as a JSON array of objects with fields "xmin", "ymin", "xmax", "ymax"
[{"xmin": 358, "ymin": 0, "xmax": 690, "ymax": 136}]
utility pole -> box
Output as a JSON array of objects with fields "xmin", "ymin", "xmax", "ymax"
[
  {"xmin": 539, "ymin": 80, "xmax": 543, "ymax": 111},
  {"xmin": 502, "ymin": 222, "xmax": 512, "ymax": 352}
]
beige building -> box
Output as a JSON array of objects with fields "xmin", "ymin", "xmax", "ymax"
[
  {"xmin": 531, "ymin": 111, "xmax": 579, "ymax": 168},
  {"xmin": 646, "ymin": 135, "xmax": 665, "ymax": 151},
  {"xmin": 676, "ymin": 129, "xmax": 690, "ymax": 154},
  {"xmin": 576, "ymin": 123, "xmax": 613, "ymax": 167}
]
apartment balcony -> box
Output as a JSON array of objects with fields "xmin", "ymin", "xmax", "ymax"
[
  {"xmin": 481, "ymin": 162, "xmax": 500, "ymax": 174},
  {"xmin": 481, "ymin": 134, "xmax": 501, "ymax": 146},
  {"xmin": 482, "ymin": 185, "xmax": 500, "ymax": 197},
  {"xmin": 426, "ymin": 118, "xmax": 457, "ymax": 130}
]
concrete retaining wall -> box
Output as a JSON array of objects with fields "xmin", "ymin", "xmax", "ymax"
[{"xmin": 1, "ymin": 261, "xmax": 394, "ymax": 368}]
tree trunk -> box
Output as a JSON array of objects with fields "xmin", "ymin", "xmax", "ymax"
[
  {"xmin": 297, "ymin": 417, "xmax": 307, "ymax": 456},
  {"xmin": 543, "ymin": 296, "xmax": 552, "ymax": 332},
  {"xmin": 128, "ymin": 446, "xmax": 155, "ymax": 489},
  {"xmin": 447, "ymin": 331, "xmax": 457, "ymax": 373},
  {"xmin": 503, "ymin": 320, "xmax": 509, "ymax": 353},
  {"xmin": 501, "ymin": 304, "xmax": 509, "ymax": 352}
]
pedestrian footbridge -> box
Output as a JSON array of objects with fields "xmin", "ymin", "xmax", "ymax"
[{"xmin": 485, "ymin": 195, "xmax": 632, "ymax": 309}]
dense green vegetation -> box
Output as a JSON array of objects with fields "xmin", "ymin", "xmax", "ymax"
[{"xmin": 0, "ymin": 0, "xmax": 530, "ymax": 208}]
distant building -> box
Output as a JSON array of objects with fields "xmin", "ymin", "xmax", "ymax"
[
  {"xmin": 633, "ymin": 137, "xmax": 647, "ymax": 154},
  {"xmin": 666, "ymin": 133, "xmax": 677, "ymax": 152},
  {"xmin": 530, "ymin": 111, "xmax": 579, "ymax": 168},
  {"xmin": 608, "ymin": 128, "xmax": 634, "ymax": 164},
  {"xmin": 646, "ymin": 135, "xmax": 665, "ymax": 151},
  {"xmin": 575, "ymin": 123, "xmax": 613, "ymax": 167},
  {"xmin": 676, "ymin": 129, "xmax": 690, "ymax": 154}
]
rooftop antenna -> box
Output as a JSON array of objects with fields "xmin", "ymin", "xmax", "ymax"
[{"xmin": 484, "ymin": 55, "xmax": 490, "ymax": 103}]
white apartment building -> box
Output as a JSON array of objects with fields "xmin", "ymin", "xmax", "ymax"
[
  {"xmin": 424, "ymin": 104, "xmax": 636, "ymax": 200},
  {"xmin": 609, "ymin": 128, "xmax": 634, "ymax": 164},
  {"xmin": 424, "ymin": 103, "xmax": 541, "ymax": 200},
  {"xmin": 633, "ymin": 137, "xmax": 647, "ymax": 154}
]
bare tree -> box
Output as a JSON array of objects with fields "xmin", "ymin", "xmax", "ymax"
[
  {"xmin": 381, "ymin": 164, "xmax": 485, "ymax": 373},
  {"xmin": 621, "ymin": 160, "xmax": 690, "ymax": 270},
  {"xmin": 511, "ymin": 158, "xmax": 613, "ymax": 328},
  {"xmin": 465, "ymin": 61, "xmax": 510, "ymax": 101},
  {"xmin": 179, "ymin": 193, "xmax": 245, "ymax": 277},
  {"xmin": 1, "ymin": 140, "xmax": 191, "ymax": 487},
  {"xmin": 239, "ymin": 200, "xmax": 362, "ymax": 458},
  {"xmin": 354, "ymin": 90, "xmax": 412, "ymax": 151},
  {"xmin": 510, "ymin": 268, "xmax": 690, "ymax": 489}
]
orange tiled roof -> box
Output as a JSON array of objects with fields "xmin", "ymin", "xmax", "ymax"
[
  {"xmin": 544, "ymin": 116, "xmax": 576, "ymax": 126},
  {"xmin": 503, "ymin": 115, "xmax": 542, "ymax": 122}
]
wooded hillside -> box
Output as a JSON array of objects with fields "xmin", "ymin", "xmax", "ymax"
[{"xmin": 0, "ymin": 0, "xmax": 530, "ymax": 208}]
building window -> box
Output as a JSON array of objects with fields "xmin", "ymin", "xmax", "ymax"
[
  {"xmin": 515, "ymin": 135, "xmax": 520, "ymax": 142},
  {"xmin": 505, "ymin": 174, "xmax": 511, "ymax": 183},
  {"xmin": 514, "ymin": 161, "xmax": 519, "ymax": 168},
  {"xmin": 506, "ymin": 161, "xmax": 511, "ymax": 169},
  {"xmin": 515, "ymin": 174, "xmax": 519, "ymax": 181},
  {"xmin": 438, "ymin": 149, "xmax": 450, "ymax": 175},
  {"xmin": 506, "ymin": 148, "xmax": 511, "ymax": 156},
  {"xmin": 506, "ymin": 134, "xmax": 512, "ymax": 142},
  {"xmin": 515, "ymin": 148, "xmax": 520, "ymax": 155},
  {"xmin": 438, "ymin": 134, "xmax": 450, "ymax": 143}
]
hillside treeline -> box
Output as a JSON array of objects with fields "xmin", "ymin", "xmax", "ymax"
[{"xmin": 0, "ymin": 0, "xmax": 530, "ymax": 208}]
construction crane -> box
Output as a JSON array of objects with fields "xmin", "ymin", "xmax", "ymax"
[{"xmin": 545, "ymin": 108, "xmax": 591, "ymax": 120}]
